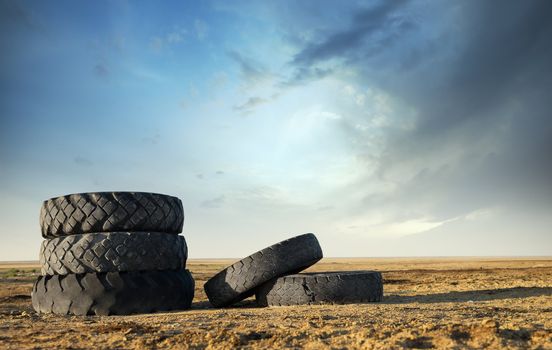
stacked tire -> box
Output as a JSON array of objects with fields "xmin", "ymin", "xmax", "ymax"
[
  {"xmin": 204, "ymin": 233, "xmax": 383, "ymax": 307},
  {"xmin": 31, "ymin": 192, "xmax": 194, "ymax": 316}
]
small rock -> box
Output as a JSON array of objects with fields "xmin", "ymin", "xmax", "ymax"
[{"xmin": 481, "ymin": 319, "xmax": 499, "ymax": 329}]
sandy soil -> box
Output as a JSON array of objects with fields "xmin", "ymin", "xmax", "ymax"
[{"xmin": 0, "ymin": 258, "xmax": 551, "ymax": 349}]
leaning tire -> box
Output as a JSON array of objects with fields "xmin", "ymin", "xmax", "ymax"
[
  {"xmin": 31, "ymin": 269, "xmax": 195, "ymax": 316},
  {"xmin": 40, "ymin": 232, "xmax": 188, "ymax": 275},
  {"xmin": 204, "ymin": 233, "xmax": 323, "ymax": 307},
  {"xmin": 256, "ymin": 271, "xmax": 383, "ymax": 306},
  {"xmin": 40, "ymin": 192, "xmax": 184, "ymax": 238}
]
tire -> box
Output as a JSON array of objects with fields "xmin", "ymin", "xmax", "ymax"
[
  {"xmin": 40, "ymin": 232, "xmax": 188, "ymax": 275},
  {"xmin": 40, "ymin": 192, "xmax": 184, "ymax": 238},
  {"xmin": 204, "ymin": 233, "xmax": 323, "ymax": 307},
  {"xmin": 256, "ymin": 271, "xmax": 383, "ymax": 306},
  {"xmin": 31, "ymin": 269, "xmax": 195, "ymax": 316}
]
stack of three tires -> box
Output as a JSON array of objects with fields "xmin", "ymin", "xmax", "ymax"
[{"xmin": 31, "ymin": 192, "xmax": 194, "ymax": 316}]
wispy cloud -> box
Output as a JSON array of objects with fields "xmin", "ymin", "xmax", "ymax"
[
  {"xmin": 150, "ymin": 26, "xmax": 187, "ymax": 52},
  {"xmin": 93, "ymin": 63, "xmax": 109, "ymax": 79},
  {"xmin": 74, "ymin": 156, "xmax": 93, "ymax": 166},
  {"xmin": 279, "ymin": 66, "xmax": 333, "ymax": 87},
  {"xmin": 201, "ymin": 195, "xmax": 225, "ymax": 208},
  {"xmin": 227, "ymin": 50, "xmax": 272, "ymax": 87},
  {"xmin": 194, "ymin": 19, "xmax": 209, "ymax": 40},
  {"xmin": 233, "ymin": 96, "xmax": 269, "ymax": 114},
  {"xmin": 142, "ymin": 132, "xmax": 160, "ymax": 145}
]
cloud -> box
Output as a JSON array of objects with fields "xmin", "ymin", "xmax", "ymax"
[
  {"xmin": 278, "ymin": 1, "xmax": 413, "ymax": 88},
  {"xmin": 291, "ymin": 0, "xmax": 410, "ymax": 67},
  {"xmin": 150, "ymin": 26, "xmax": 187, "ymax": 52},
  {"xmin": 93, "ymin": 63, "xmax": 109, "ymax": 78},
  {"xmin": 216, "ymin": 170, "xmax": 224, "ymax": 175},
  {"xmin": 74, "ymin": 156, "xmax": 93, "ymax": 166},
  {"xmin": 209, "ymin": 72, "xmax": 228, "ymax": 90},
  {"xmin": 227, "ymin": 51, "xmax": 272, "ymax": 87},
  {"xmin": 280, "ymin": 0, "xmax": 552, "ymax": 236},
  {"xmin": 142, "ymin": 132, "xmax": 160, "ymax": 145},
  {"xmin": 201, "ymin": 195, "xmax": 225, "ymax": 208},
  {"xmin": 317, "ymin": 205, "xmax": 334, "ymax": 212},
  {"xmin": 150, "ymin": 37, "xmax": 164, "ymax": 52},
  {"xmin": 194, "ymin": 19, "xmax": 209, "ymax": 40},
  {"xmin": 279, "ymin": 67, "xmax": 333, "ymax": 87},
  {"xmin": 368, "ymin": 1, "xmax": 552, "ymax": 211},
  {"xmin": 167, "ymin": 30, "xmax": 185, "ymax": 44},
  {"xmin": 233, "ymin": 96, "xmax": 269, "ymax": 114},
  {"xmin": 0, "ymin": 1, "xmax": 35, "ymax": 30}
]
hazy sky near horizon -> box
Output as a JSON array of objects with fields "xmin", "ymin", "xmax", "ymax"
[{"xmin": 1, "ymin": 0, "xmax": 551, "ymax": 260}]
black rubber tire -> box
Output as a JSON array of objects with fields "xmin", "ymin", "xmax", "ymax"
[
  {"xmin": 40, "ymin": 192, "xmax": 184, "ymax": 238},
  {"xmin": 256, "ymin": 271, "xmax": 383, "ymax": 306},
  {"xmin": 31, "ymin": 269, "xmax": 195, "ymax": 316},
  {"xmin": 204, "ymin": 233, "xmax": 323, "ymax": 307},
  {"xmin": 40, "ymin": 232, "xmax": 188, "ymax": 275}
]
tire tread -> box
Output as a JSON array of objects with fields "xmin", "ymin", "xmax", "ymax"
[
  {"xmin": 32, "ymin": 269, "xmax": 194, "ymax": 316},
  {"xmin": 40, "ymin": 192, "xmax": 184, "ymax": 238},
  {"xmin": 256, "ymin": 271, "xmax": 383, "ymax": 306}
]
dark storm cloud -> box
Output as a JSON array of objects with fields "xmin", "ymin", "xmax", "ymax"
[
  {"xmin": 375, "ymin": 1, "xmax": 552, "ymax": 206},
  {"xmin": 292, "ymin": 0, "xmax": 410, "ymax": 66},
  {"xmin": 278, "ymin": 66, "xmax": 333, "ymax": 88},
  {"xmin": 403, "ymin": 1, "xmax": 552, "ymax": 134},
  {"xmin": 287, "ymin": 0, "xmax": 552, "ymax": 222}
]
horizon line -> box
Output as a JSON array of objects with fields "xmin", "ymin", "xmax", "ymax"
[{"xmin": 1, "ymin": 255, "xmax": 552, "ymax": 265}]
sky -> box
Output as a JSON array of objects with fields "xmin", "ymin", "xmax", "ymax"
[{"xmin": 1, "ymin": 0, "xmax": 551, "ymax": 260}]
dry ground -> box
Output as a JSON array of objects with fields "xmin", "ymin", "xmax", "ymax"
[{"xmin": 0, "ymin": 258, "xmax": 551, "ymax": 349}]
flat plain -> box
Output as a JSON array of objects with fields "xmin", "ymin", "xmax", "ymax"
[{"xmin": 0, "ymin": 258, "xmax": 551, "ymax": 349}]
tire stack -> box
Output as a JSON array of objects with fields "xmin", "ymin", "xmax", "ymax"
[
  {"xmin": 204, "ymin": 233, "xmax": 383, "ymax": 307},
  {"xmin": 31, "ymin": 192, "xmax": 194, "ymax": 316}
]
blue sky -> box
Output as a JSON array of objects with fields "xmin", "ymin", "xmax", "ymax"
[{"xmin": 1, "ymin": 0, "xmax": 551, "ymax": 260}]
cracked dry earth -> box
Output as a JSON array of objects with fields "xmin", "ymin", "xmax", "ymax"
[{"xmin": 0, "ymin": 258, "xmax": 551, "ymax": 349}]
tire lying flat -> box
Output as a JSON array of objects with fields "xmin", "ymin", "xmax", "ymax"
[
  {"xmin": 204, "ymin": 233, "xmax": 323, "ymax": 308},
  {"xmin": 32, "ymin": 269, "xmax": 194, "ymax": 316},
  {"xmin": 40, "ymin": 232, "xmax": 188, "ymax": 275},
  {"xmin": 256, "ymin": 271, "xmax": 383, "ymax": 306},
  {"xmin": 40, "ymin": 192, "xmax": 184, "ymax": 238}
]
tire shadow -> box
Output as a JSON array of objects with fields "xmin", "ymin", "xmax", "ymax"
[
  {"xmin": 383, "ymin": 286, "xmax": 552, "ymax": 304},
  {"xmin": 191, "ymin": 299, "xmax": 260, "ymax": 310}
]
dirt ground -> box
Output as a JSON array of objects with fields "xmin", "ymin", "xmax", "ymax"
[{"xmin": 0, "ymin": 258, "xmax": 551, "ymax": 349}]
